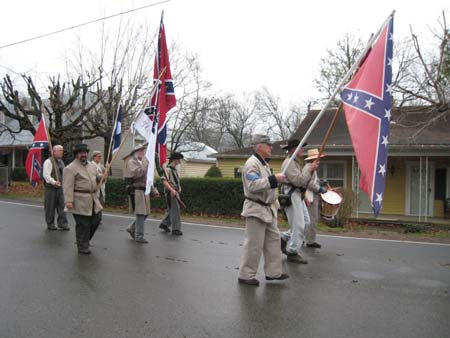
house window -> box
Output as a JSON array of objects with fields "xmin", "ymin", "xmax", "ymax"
[
  {"xmin": 234, "ymin": 167, "xmax": 242, "ymax": 178},
  {"xmin": 317, "ymin": 162, "xmax": 345, "ymax": 188}
]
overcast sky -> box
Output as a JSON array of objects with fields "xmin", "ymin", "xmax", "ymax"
[{"xmin": 0, "ymin": 0, "xmax": 447, "ymax": 106}]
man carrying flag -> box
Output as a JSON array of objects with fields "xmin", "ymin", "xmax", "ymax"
[
  {"xmin": 25, "ymin": 116, "xmax": 68, "ymax": 230},
  {"xmin": 135, "ymin": 12, "xmax": 176, "ymax": 195},
  {"xmin": 340, "ymin": 15, "xmax": 394, "ymax": 216},
  {"xmin": 42, "ymin": 144, "xmax": 69, "ymax": 231}
]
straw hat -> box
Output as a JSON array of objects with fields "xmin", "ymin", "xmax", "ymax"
[{"xmin": 304, "ymin": 148, "xmax": 325, "ymax": 161}]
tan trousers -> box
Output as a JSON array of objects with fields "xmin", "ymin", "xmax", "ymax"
[{"xmin": 239, "ymin": 216, "xmax": 283, "ymax": 280}]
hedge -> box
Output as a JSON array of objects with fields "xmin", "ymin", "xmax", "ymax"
[
  {"xmin": 105, "ymin": 177, "xmax": 244, "ymax": 216},
  {"xmin": 204, "ymin": 165, "xmax": 222, "ymax": 177},
  {"xmin": 12, "ymin": 167, "xmax": 28, "ymax": 181}
]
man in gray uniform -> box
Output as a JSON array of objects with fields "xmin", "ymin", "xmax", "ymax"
[
  {"xmin": 279, "ymin": 139, "xmax": 318, "ymax": 264},
  {"xmin": 123, "ymin": 144, "xmax": 159, "ymax": 243},
  {"xmin": 238, "ymin": 134, "xmax": 288, "ymax": 286},
  {"xmin": 42, "ymin": 144, "xmax": 68, "ymax": 231},
  {"xmin": 63, "ymin": 144, "xmax": 103, "ymax": 254},
  {"xmin": 159, "ymin": 152, "xmax": 184, "ymax": 236}
]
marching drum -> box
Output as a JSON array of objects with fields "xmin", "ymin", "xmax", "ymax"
[{"xmin": 320, "ymin": 190, "xmax": 343, "ymax": 221}]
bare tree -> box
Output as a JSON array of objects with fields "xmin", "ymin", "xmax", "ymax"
[
  {"xmin": 393, "ymin": 11, "xmax": 449, "ymax": 138},
  {"xmin": 314, "ymin": 33, "xmax": 365, "ymax": 106},
  {"xmin": 0, "ymin": 73, "xmax": 101, "ymax": 145},
  {"xmin": 65, "ymin": 17, "xmax": 157, "ymax": 156},
  {"xmin": 209, "ymin": 93, "xmax": 259, "ymax": 149},
  {"xmin": 255, "ymin": 86, "xmax": 305, "ymax": 140}
]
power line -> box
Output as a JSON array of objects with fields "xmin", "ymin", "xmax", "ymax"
[{"xmin": 0, "ymin": 0, "xmax": 171, "ymax": 50}]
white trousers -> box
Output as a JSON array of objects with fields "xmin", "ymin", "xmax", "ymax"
[{"xmin": 281, "ymin": 191, "xmax": 310, "ymax": 254}]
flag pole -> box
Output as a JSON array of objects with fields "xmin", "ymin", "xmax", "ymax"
[
  {"xmin": 317, "ymin": 102, "xmax": 343, "ymax": 159},
  {"xmin": 281, "ymin": 10, "xmax": 395, "ymax": 175},
  {"xmin": 40, "ymin": 103, "xmax": 60, "ymax": 183},
  {"xmin": 95, "ymin": 67, "xmax": 167, "ymax": 192},
  {"xmin": 105, "ymin": 100, "xmax": 122, "ymax": 166}
]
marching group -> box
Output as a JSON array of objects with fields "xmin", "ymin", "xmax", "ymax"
[
  {"xmin": 42, "ymin": 134, "xmax": 327, "ymax": 287},
  {"xmin": 42, "ymin": 142, "xmax": 184, "ymax": 255}
]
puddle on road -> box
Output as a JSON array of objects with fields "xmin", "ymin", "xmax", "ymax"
[
  {"xmin": 409, "ymin": 278, "xmax": 447, "ymax": 288},
  {"xmin": 351, "ymin": 271, "xmax": 384, "ymax": 280}
]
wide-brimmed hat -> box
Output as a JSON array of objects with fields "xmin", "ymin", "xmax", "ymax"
[
  {"xmin": 304, "ymin": 148, "xmax": 325, "ymax": 161},
  {"xmin": 73, "ymin": 144, "xmax": 89, "ymax": 154},
  {"xmin": 280, "ymin": 139, "xmax": 307, "ymax": 150},
  {"xmin": 251, "ymin": 134, "xmax": 273, "ymax": 146},
  {"xmin": 130, "ymin": 143, "xmax": 148, "ymax": 155},
  {"xmin": 169, "ymin": 152, "xmax": 184, "ymax": 160}
]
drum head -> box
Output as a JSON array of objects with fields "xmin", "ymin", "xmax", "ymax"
[{"xmin": 320, "ymin": 190, "xmax": 342, "ymax": 205}]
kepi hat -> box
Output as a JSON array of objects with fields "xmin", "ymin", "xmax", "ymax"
[{"xmin": 251, "ymin": 134, "xmax": 273, "ymax": 146}]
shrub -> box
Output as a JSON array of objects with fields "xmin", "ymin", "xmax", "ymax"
[
  {"xmin": 105, "ymin": 177, "xmax": 128, "ymax": 207},
  {"xmin": 204, "ymin": 165, "xmax": 222, "ymax": 178},
  {"xmin": 324, "ymin": 187, "xmax": 357, "ymax": 227},
  {"xmin": 104, "ymin": 176, "xmax": 243, "ymax": 215},
  {"xmin": 403, "ymin": 223, "xmax": 431, "ymax": 233},
  {"xmin": 12, "ymin": 167, "xmax": 28, "ymax": 181}
]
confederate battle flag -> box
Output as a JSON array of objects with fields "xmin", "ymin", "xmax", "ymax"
[
  {"xmin": 340, "ymin": 15, "xmax": 394, "ymax": 216},
  {"xmin": 25, "ymin": 116, "xmax": 49, "ymax": 187},
  {"xmin": 141, "ymin": 12, "xmax": 177, "ymax": 194}
]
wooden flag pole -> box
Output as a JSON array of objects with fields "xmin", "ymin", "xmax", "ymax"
[
  {"xmin": 105, "ymin": 101, "xmax": 122, "ymax": 166},
  {"xmin": 316, "ymin": 102, "xmax": 343, "ymax": 161},
  {"xmin": 40, "ymin": 103, "xmax": 61, "ymax": 183}
]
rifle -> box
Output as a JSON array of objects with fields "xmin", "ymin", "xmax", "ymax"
[{"xmin": 155, "ymin": 159, "xmax": 186, "ymax": 210}]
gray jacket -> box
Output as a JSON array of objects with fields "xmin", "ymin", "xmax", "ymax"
[
  {"xmin": 63, "ymin": 159, "xmax": 103, "ymax": 216},
  {"xmin": 241, "ymin": 154, "xmax": 279, "ymax": 223}
]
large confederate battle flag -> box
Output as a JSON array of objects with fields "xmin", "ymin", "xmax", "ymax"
[
  {"xmin": 25, "ymin": 116, "xmax": 49, "ymax": 187},
  {"xmin": 340, "ymin": 15, "xmax": 394, "ymax": 216},
  {"xmin": 142, "ymin": 13, "xmax": 176, "ymax": 194}
]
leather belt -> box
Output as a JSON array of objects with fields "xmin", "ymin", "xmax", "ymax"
[
  {"xmin": 74, "ymin": 189, "xmax": 94, "ymax": 193},
  {"xmin": 245, "ymin": 197, "xmax": 270, "ymax": 207}
]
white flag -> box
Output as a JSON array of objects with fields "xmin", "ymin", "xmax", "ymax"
[{"xmin": 133, "ymin": 111, "xmax": 158, "ymax": 195}]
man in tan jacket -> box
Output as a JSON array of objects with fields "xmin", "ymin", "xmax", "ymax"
[
  {"xmin": 123, "ymin": 144, "xmax": 159, "ymax": 243},
  {"xmin": 63, "ymin": 144, "xmax": 103, "ymax": 255},
  {"xmin": 238, "ymin": 134, "xmax": 288, "ymax": 286}
]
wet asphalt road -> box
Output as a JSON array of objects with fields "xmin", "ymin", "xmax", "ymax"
[{"xmin": 0, "ymin": 199, "xmax": 449, "ymax": 338}]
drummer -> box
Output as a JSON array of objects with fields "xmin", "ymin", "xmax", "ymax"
[{"xmin": 304, "ymin": 149, "xmax": 328, "ymax": 248}]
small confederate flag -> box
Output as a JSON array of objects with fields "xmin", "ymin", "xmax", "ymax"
[
  {"xmin": 341, "ymin": 15, "xmax": 394, "ymax": 216},
  {"xmin": 25, "ymin": 116, "xmax": 49, "ymax": 187}
]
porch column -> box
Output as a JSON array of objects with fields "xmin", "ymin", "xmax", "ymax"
[{"xmin": 12, "ymin": 148, "xmax": 15, "ymax": 170}]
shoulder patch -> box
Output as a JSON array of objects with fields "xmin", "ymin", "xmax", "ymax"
[{"xmin": 246, "ymin": 172, "xmax": 260, "ymax": 181}]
